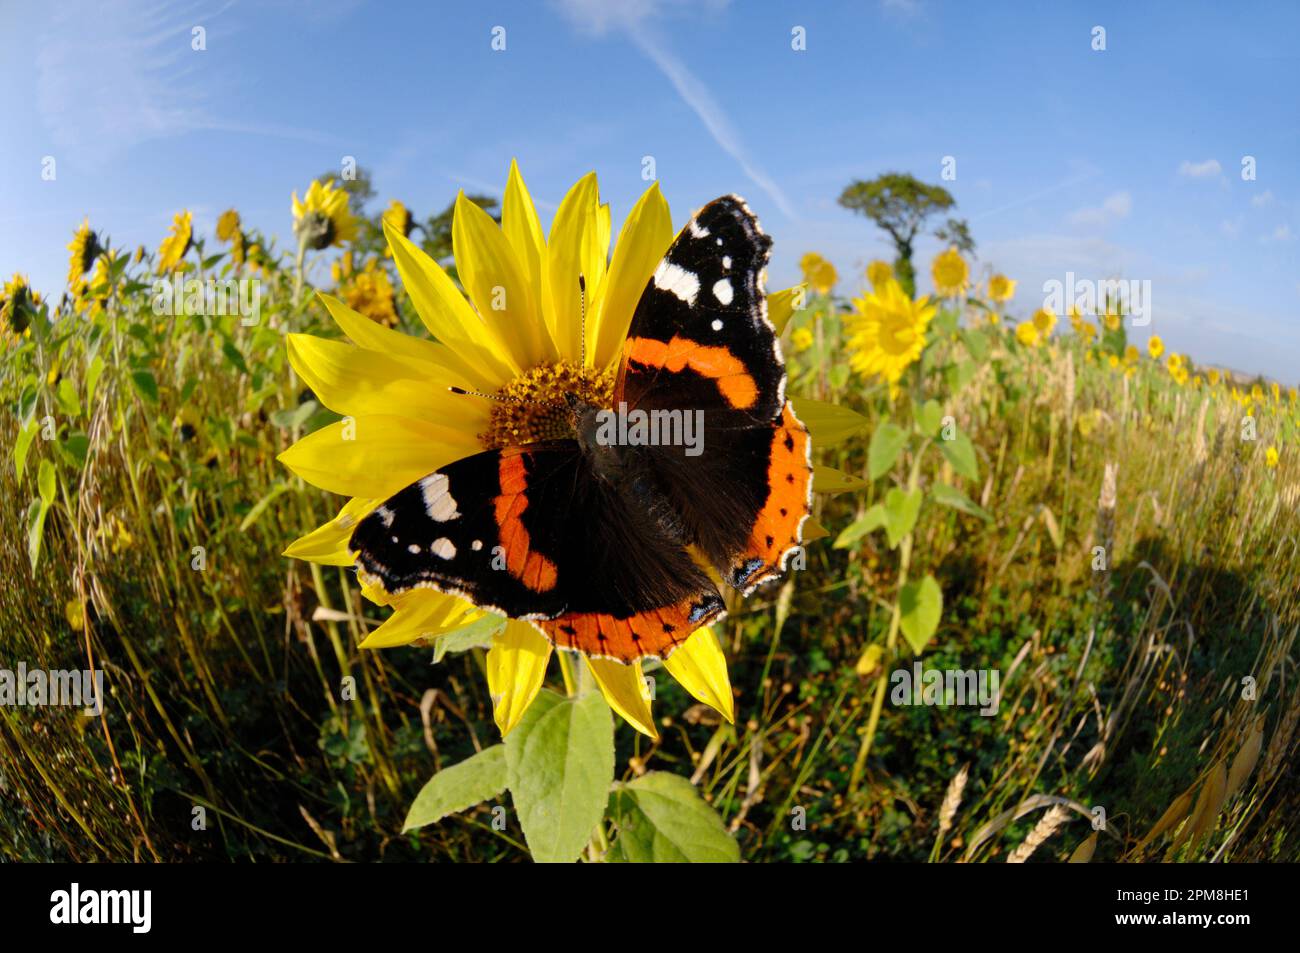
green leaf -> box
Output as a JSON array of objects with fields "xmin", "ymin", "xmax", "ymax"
[
  {"xmin": 221, "ymin": 339, "xmax": 249, "ymax": 375},
  {"xmin": 269, "ymin": 400, "xmax": 318, "ymax": 430},
  {"xmin": 61, "ymin": 432, "xmax": 90, "ymax": 467},
  {"xmin": 867, "ymin": 422, "xmax": 908, "ymax": 479},
  {"xmin": 56, "ymin": 378, "xmax": 81, "ymax": 418},
  {"xmin": 943, "ymin": 360, "xmax": 977, "ymax": 394},
  {"xmin": 402, "ymin": 745, "xmax": 508, "ymax": 832},
  {"xmin": 130, "ymin": 369, "xmax": 159, "ymax": 404},
  {"xmin": 939, "ymin": 430, "xmax": 979, "ymax": 481},
  {"xmin": 505, "ymin": 689, "xmax": 614, "ymax": 863},
  {"xmin": 931, "ymin": 483, "xmax": 992, "ymax": 522},
  {"xmin": 86, "ymin": 355, "xmax": 106, "ymax": 405},
  {"xmin": 916, "ymin": 400, "xmax": 943, "ymax": 437},
  {"xmin": 26, "ymin": 498, "xmax": 49, "ymax": 573},
  {"xmin": 38, "ymin": 459, "xmax": 57, "ymax": 505},
  {"xmin": 431, "ymin": 613, "xmax": 507, "ymax": 663},
  {"xmin": 811, "ymin": 465, "xmax": 867, "ymax": 495},
  {"xmin": 237, "ymin": 482, "xmax": 291, "ymax": 532},
  {"xmin": 899, "ymin": 574, "xmax": 943, "ymax": 654},
  {"xmin": 962, "ymin": 328, "xmax": 991, "ymax": 363},
  {"xmin": 607, "ymin": 772, "xmax": 740, "ymax": 863},
  {"xmin": 14, "ymin": 420, "xmax": 38, "ymax": 481},
  {"xmin": 883, "ymin": 487, "xmax": 923, "ymax": 548},
  {"xmin": 833, "ymin": 504, "xmax": 887, "ymax": 549}
]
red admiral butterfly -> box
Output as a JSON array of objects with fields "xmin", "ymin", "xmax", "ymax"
[{"xmin": 351, "ymin": 196, "xmax": 813, "ymax": 663}]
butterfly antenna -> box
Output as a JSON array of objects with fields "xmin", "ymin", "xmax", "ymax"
[
  {"xmin": 448, "ymin": 386, "xmax": 564, "ymax": 410},
  {"xmin": 578, "ymin": 273, "xmax": 588, "ymax": 380}
]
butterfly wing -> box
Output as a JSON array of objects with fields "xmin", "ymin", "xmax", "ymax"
[
  {"xmin": 613, "ymin": 196, "xmax": 813, "ymax": 593},
  {"xmin": 349, "ymin": 442, "xmax": 724, "ymax": 661}
]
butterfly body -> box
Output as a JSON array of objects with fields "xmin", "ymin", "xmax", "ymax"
[{"xmin": 351, "ymin": 196, "xmax": 813, "ymax": 663}]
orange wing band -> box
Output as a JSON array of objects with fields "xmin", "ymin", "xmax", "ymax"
[
  {"xmin": 624, "ymin": 334, "xmax": 758, "ymax": 410},
  {"xmin": 494, "ymin": 453, "xmax": 559, "ymax": 593},
  {"xmin": 734, "ymin": 402, "xmax": 812, "ymax": 590},
  {"xmin": 533, "ymin": 595, "xmax": 725, "ymax": 664}
]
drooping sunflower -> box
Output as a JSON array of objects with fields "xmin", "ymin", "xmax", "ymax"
[
  {"xmin": 382, "ymin": 200, "xmax": 413, "ymax": 238},
  {"xmin": 1, "ymin": 273, "xmax": 41, "ymax": 342},
  {"xmin": 66, "ymin": 219, "xmax": 102, "ymax": 288},
  {"xmin": 987, "ymin": 273, "xmax": 1016, "ymax": 302},
  {"xmin": 930, "ymin": 246, "xmax": 968, "ymax": 297},
  {"xmin": 292, "ymin": 178, "xmax": 359, "ymax": 251},
  {"xmin": 844, "ymin": 277, "xmax": 936, "ymax": 391},
  {"xmin": 279, "ymin": 163, "xmax": 818, "ymax": 738},
  {"xmin": 799, "ymin": 252, "xmax": 838, "ymax": 295},
  {"xmin": 216, "ymin": 209, "xmax": 241, "ymax": 242},
  {"xmin": 157, "ymin": 211, "xmax": 193, "ymax": 274}
]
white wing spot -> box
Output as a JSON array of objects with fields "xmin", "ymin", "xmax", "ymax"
[
  {"xmin": 653, "ymin": 260, "xmax": 700, "ymax": 306},
  {"xmin": 722, "ymin": 256, "xmax": 732, "ymax": 269},
  {"xmin": 390, "ymin": 535, "xmax": 399, "ymax": 543},
  {"xmin": 420, "ymin": 473, "xmax": 460, "ymax": 521},
  {"xmin": 472, "ymin": 540, "xmax": 483, "ymax": 551},
  {"xmin": 377, "ymin": 506, "xmax": 394, "ymax": 527},
  {"xmin": 407, "ymin": 544, "xmax": 421, "ymax": 554},
  {"xmin": 431, "ymin": 538, "xmax": 457, "ymax": 560},
  {"xmin": 712, "ymin": 278, "xmax": 734, "ymax": 306},
  {"xmin": 711, "ymin": 319, "xmax": 724, "ymax": 331},
  {"xmin": 689, "ymin": 220, "xmax": 710, "ymax": 238}
]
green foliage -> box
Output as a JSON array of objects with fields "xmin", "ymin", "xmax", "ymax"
[
  {"xmin": 404, "ymin": 746, "xmax": 508, "ymax": 832},
  {"xmin": 608, "ymin": 773, "xmax": 740, "ymax": 863}
]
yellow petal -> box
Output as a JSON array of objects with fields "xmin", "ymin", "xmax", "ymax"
[
  {"xmin": 282, "ymin": 496, "xmax": 378, "ymax": 566},
  {"xmin": 790, "ymin": 396, "xmax": 869, "ymax": 447},
  {"xmin": 593, "ymin": 181, "xmax": 673, "ymax": 369},
  {"xmin": 453, "ymin": 190, "xmax": 553, "ymax": 368},
  {"xmin": 543, "ymin": 172, "xmax": 605, "ymax": 364},
  {"xmin": 585, "ymin": 656, "xmax": 658, "ymax": 739},
  {"xmin": 317, "ymin": 292, "xmax": 497, "ymax": 393},
  {"xmin": 662, "ymin": 626, "xmax": 734, "ymax": 723},
  {"xmin": 487, "ymin": 621, "xmax": 553, "ymax": 736},
  {"xmin": 811, "ymin": 465, "xmax": 868, "ymax": 494},
  {"xmin": 501, "ymin": 159, "xmax": 546, "ymax": 314},
  {"xmin": 359, "ymin": 590, "xmax": 479, "ymax": 649},
  {"xmin": 768, "ymin": 286, "xmax": 801, "ymax": 334},
  {"xmin": 385, "ymin": 221, "xmax": 518, "ymax": 383},
  {"xmin": 287, "ymin": 333, "xmax": 480, "ymax": 428},
  {"xmin": 278, "ymin": 414, "xmax": 479, "ymax": 498}
]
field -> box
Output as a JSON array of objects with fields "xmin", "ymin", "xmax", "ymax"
[{"xmin": 2, "ymin": 176, "xmax": 1297, "ymax": 863}]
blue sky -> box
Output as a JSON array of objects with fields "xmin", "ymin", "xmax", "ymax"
[{"xmin": 2, "ymin": 0, "xmax": 1297, "ymax": 381}]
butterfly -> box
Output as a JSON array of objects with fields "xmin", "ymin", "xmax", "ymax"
[{"xmin": 351, "ymin": 196, "xmax": 813, "ymax": 664}]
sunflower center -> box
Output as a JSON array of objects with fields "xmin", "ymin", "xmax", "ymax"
[{"xmin": 480, "ymin": 360, "xmax": 615, "ymax": 450}]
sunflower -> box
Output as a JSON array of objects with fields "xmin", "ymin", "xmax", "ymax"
[
  {"xmin": 1266, "ymin": 446, "xmax": 1280, "ymax": 468},
  {"xmin": 66, "ymin": 219, "xmax": 102, "ymax": 288},
  {"xmin": 1167, "ymin": 353, "xmax": 1189, "ymax": 386},
  {"xmin": 1207, "ymin": 368, "xmax": 1221, "ymax": 386},
  {"xmin": 930, "ymin": 246, "xmax": 967, "ymax": 297},
  {"xmin": 987, "ymin": 273, "xmax": 1016, "ymax": 302},
  {"xmin": 866, "ymin": 259, "xmax": 893, "ymax": 291},
  {"xmin": 1, "ymin": 273, "xmax": 41, "ymax": 341},
  {"xmin": 1031, "ymin": 307, "xmax": 1057, "ymax": 339},
  {"xmin": 157, "ymin": 211, "xmax": 193, "ymax": 274},
  {"xmin": 1103, "ymin": 311, "xmax": 1122, "ymax": 332},
  {"xmin": 1015, "ymin": 320, "xmax": 1039, "ymax": 348},
  {"xmin": 799, "ymin": 252, "xmax": 837, "ymax": 295},
  {"xmin": 790, "ymin": 326, "xmax": 814, "ymax": 352},
  {"xmin": 1147, "ymin": 335, "xmax": 1164, "ymax": 359},
  {"xmin": 292, "ymin": 178, "xmax": 358, "ymax": 251},
  {"xmin": 341, "ymin": 259, "xmax": 399, "ymax": 327},
  {"xmin": 1123, "ymin": 344, "xmax": 1139, "ymax": 366},
  {"xmin": 216, "ymin": 209, "xmax": 241, "ymax": 242},
  {"xmin": 383, "ymin": 200, "xmax": 413, "ymax": 238},
  {"xmin": 279, "ymin": 163, "xmax": 814, "ymax": 739},
  {"xmin": 845, "ymin": 278, "xmax": 936, "ymax": 390}
]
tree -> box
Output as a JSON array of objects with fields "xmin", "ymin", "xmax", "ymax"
[
  {"xmin": 934, "ymin": 217, "xmax": 975, "ymax": 257},
  {"xmin": 838, "ymin": 173, "xmax": 957, "ymax": 296}
]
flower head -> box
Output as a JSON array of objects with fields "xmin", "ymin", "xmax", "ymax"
[
  {"xmin": 931, "ymin": 246, "xmax": 968, "ymax": 297},
  {"xmin": 292, "ymin": 178, "xmax": 359, "ymax": 251},
  {"xmin": 1266, "ymin": 446, "xmax": 1280, "ymax": 469},
  {"xmin": 157, "ymin": 211, "xmax": 193, "ymax": 274},
  {"xmin": 845, "ymin": 278, "xmax": 936, "ymax": 389},
  {"xmin": 216, "ymin": 209, "xmax": 241, "ymax": 242},
  {"xmin": 1, "ymin": 273, "xmax": 41, "ymax": 342},
  {"xmin": 279, "ymin": 164, "xmax": 806, "ymax": 738},
  {"xmin": 1015, "ymin": 320, "xmax": 1040, "ymax": 348},
  {"xmin": 66, "ymin": 219, "xmax": 102, "ymax": 288},
  {"xmin": 988, "ymin": 273, "xmax": 1016, "ymax": 302},
  {"xmin": 1147, "ymin": 335, "xmax": 1164, "ymax": 359},
  {"xmin": 383, "ymin": 200, "xmax": 413, "ymax": 238},
  {"xmin": 800, "ymin": 252, "xmax": 837, "ymax": 295},
  {"xmin": 790, "ymin": 326, "xmax": 814, "ymax": 352},
  {"xmin": 867, "ymin": 259, "xmax": 893, "ymax": 290},
  {"xmin": 341, "ymin": 259, "xmax": 399, "ymax": 327}
]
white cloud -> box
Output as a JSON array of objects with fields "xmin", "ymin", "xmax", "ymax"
[
  {"xmin": 1067, "ymin": 191, "xmax": 1132, "ymax": 227},
  {"xmin": 1178, "ymin": 159, "xmax": 1222, "ymax": 179},
  {"xmin": 1251, "ymin": 190, "xmax": 1275, "ymax": 208},
  {"xmin": 1267, "ymin": 224, "xmax": 1293, "ymax": 242},
  {"xmin": 550, "ymin": 0, "xmax": 796, "ymax": 220}
]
